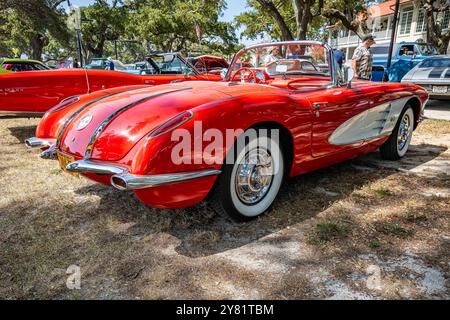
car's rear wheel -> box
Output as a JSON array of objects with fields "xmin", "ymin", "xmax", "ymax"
[
  {"xmin": 210, "ymin": 128, "xmax": 284, "ymax": 221},
  {"xmin": 380, "ymin": 105, "xmax": 414, "ymax": 160}
]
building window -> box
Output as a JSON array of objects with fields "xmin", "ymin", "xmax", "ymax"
[
  {"xmin": 416, "ymin": 9, "xmax": 426, "ymax": 33},
  {"xmin": 442, "ymin": 10, "xmax": 450, "ymax": 30},
  {"xmin": 400, "ymin": 7, "xmax": 414, "ymax": 35}
]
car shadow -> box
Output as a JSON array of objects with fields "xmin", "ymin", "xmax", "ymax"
[
  {"xmin": 7, "ymin": 125, "xmax": 37, "ymax": 144},
  {"xmin": 73, "ymin": 141, "xmax": 447, "ymax": 258}
]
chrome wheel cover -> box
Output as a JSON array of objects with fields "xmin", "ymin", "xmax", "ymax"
[
  {"xmin": 397, "ymin": 111, "xmax": 412, "ymax": 152},
  {"xmin": 234, "ymin": 148, "xmax": 274, "ymax": 205}
]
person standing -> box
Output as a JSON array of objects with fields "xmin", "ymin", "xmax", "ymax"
[
  {"xmin": 334, "ymin": 48, "xmax": 346, "ymax": 69},
  {"xmin": 106, "ymin": 57, "xmax": 115, "ymax": 71},
  {"xmin": 352, "ymin": 35, "xmax": 376, "ymax": 80},
  {"xmin": 264, "ymin": 47, "xmax": 280, "ymax": 66},
  {"xmin": 73, "ymin": 58, "xmax": 79, "ymax": 68}
]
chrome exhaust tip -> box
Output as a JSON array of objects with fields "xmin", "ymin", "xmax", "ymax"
[
  {"xmin": 25, "ymin": 137, "xmax": 54, "ymax": 149},
  {"xmin": 111, "ymin": 175, "xmax": 128, "ymax": 190}
]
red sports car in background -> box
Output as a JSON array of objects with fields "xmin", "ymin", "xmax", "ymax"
[
  {"xmin": 27, "ymin": 41, "xmax": 428, "ymax": 221},
  {"xmin": 0, "ymin": 53, "xmax": 221, "ymax": 116},
  {"xmin": 188, "ymin": 55, "xmax": 229, "ymax": 74}
]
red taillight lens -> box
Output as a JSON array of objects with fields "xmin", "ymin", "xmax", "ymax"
[
  {"xmin": 147, "ymin": 111, "xmax": 194, "ymax": 139},
  {"xmin": 48, "ymin": 96, "xmax": 80, "ymax": 114}
]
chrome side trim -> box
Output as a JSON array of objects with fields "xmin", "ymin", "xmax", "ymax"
[
  {"xmin": 111, "ymin": 169, "xmax": 221, "ymax": 191},
  {"xmin": 25, "ymin": 137, "xmax": 55, "ymax": 148},
  {"xmin": 65, "ymin": 160, "xmax": 126, "ymax": 175},
  {"xmin": 56, "ymin": 86, "xmax": 149, "ymax": 147},
  {"xmin": 84, "ymin": 87, "xmax": 192, "ymax": 159}
]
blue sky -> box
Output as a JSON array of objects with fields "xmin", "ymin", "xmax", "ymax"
[{"xmin": 65, "ymin": 0, "xmax": 258, "ymax": 44}]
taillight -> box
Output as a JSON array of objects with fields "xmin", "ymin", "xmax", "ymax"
[
  {"xmin": 147, "ymin": 111, "xmax": 194, "ymax": 139},
  {"xmin": 47, "ymin": 96, "xmax": 80, "ymax": 114}
]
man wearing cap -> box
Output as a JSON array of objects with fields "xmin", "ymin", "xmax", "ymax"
[{"xmin": 352, "ymin": 35, "xmax": 376, "ymax": 80}]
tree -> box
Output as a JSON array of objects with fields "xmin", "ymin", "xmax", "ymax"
[
  {"xmin": 424, "ymin": 0, "xmax": 450, "ymax": 54},
  {"xmin": 80, "ymin": 0, "xmax": 127, "ymax": 59},
  {"xmin": 321, "ymin": 0, "xmax": 369, "ymax": 38},
  {"xmin": 0, "ymin": 0, "xmax": 69, "ymax": 60},
  {"xmin": 125, "ymin": 0, "xmax": 237, "ymax": 55}
]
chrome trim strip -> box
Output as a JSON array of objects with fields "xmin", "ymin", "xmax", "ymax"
[
  {"xmin": 84, "ymin": 87, "xmax": 192, "ymax": 159},
  {"xmin": 66, "ymin": 160, "xmax": 126, "ymax": 175},
  {"xmin": 56, "ymin": 86, "xmax": 149, "ymax": 147},
  {"xmin": 147, "ymin": 110, "xmax": 194, "ymax": 139},
  {"xmin": 25, "ymin": 137, "xmax": 55, "ymax": 148},
  {"xmin": 110, "ymin": 169, "xmax": 221, "ymax": 190}
]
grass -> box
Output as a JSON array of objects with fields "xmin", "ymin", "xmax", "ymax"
[
  {"xmin": 0, "ymin": 117, "xmax": 449, "ymax": 299},
  {"xmin": 374, "ymin": 221, "xmax": 413, "ymax": 238},
  {"xmin": 307, "ymin": 221, "xmax": 350, "ymax": 245}
]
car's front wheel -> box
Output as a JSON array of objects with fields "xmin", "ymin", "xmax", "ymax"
[
  {"xmin": 210, "ymin": 128, "xmax": 285, "ymax": 221},
  {"xmin": 380, "ymin": 105, "xmax": 414, "ymax": 160}
]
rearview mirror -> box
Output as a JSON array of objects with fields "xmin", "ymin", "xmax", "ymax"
[{"xmin": 275, "ymin": 64, "xmax": 288, "ymax": 73}]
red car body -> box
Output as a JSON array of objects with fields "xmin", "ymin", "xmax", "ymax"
[
  {"xmin": 27, "ymin": 41, "xmax": 428, "ymax": 220},
  {"xmin": 0, "ymin": 54, "xmax": 221, "ymax": 116}
]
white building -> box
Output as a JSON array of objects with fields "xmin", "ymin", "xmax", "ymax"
[{"xmin": 330, "ymin": 0, "xmax": 450, "ymax": 58}]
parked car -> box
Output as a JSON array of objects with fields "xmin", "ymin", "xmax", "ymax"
[
  {"xmin": 85, "ymin": 58, "xmax": 127, "ymax": 71},
  {"xmin": 27, "ymin": 41, "xmax": 428, "ymax": 221},
  {"xmin": 402, "ymin": 56, "xmax": 450, "ymax": 99},
  {"xmin": 0, "ymin": 53, "xmax": 221, "ymax": 116},
  {"xmin": 371, "ymin": 41, "xmax": 439, "ymax": 82},
  {"xmin": 188, "ymin": 55, "xmax": 229, "ymax": 74},
  {"xmin": 0, "ymin": 58, "xmax": 50, "ymax": 72}
]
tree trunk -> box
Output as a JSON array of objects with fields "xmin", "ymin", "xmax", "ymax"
[
  {"xmin": 29, "ymin": 33, "xmax": 47, "ymax": 60},
  {"xmin": 255, "ymin": 0, "xmax": 294, "ymax": 40},
  {"xmin": 424, "ymin": 0, "xmax": 450, "ymax": 54}
]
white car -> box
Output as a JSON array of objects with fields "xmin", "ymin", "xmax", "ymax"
[{"xmin": 402, "ymin": 56, "xmax": 450, "ymax": 100}]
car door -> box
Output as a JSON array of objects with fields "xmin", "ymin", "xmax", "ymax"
[{"xmin": 306, "ymin": 85, "xmax": 375, "ymax": 158}]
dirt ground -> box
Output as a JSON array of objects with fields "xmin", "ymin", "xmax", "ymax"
[{"xmin": 0, "ymin": 117, "xmax": 448, "ymax": 299}]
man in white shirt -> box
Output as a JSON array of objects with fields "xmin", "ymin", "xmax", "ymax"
[{"xmin": 264, "ymin": 47, "xmax": 280, "ymax": 66}]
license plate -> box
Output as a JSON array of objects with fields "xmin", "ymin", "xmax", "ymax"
[
  {"xmin": 57, "ymin": 152, "xmax": 78, "ymax": 176},
  {"xmin": 432, "ymin": 85, "xmax": 448, "ymax": 93}
]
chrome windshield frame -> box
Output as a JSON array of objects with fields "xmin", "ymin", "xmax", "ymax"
[{"xmin": 224, "ymin": 40, "xmax": 339, "ymax": 87}]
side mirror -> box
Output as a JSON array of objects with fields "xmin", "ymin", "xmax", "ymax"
[{"xmin": 344, "ymin": 66, "xmax": 355, "ymax": 87}]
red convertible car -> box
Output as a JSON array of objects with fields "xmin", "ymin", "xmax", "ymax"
[
  {"xmin": 0, "ymin": 53, "xmax": 221, "ymax": 116},
  {"xmin": 27, "ymin": 41, "xmax": 428, "ymax": 221}
]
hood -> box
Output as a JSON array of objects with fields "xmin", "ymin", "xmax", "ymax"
[{"xmin": 58, "ymin": 82, "xmax": 228, "ymax": 161}]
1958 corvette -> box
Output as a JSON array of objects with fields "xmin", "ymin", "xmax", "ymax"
[
  {"xmin": 27, "ymin": 41, "xmax": 428, "ymax": 221},
  {"xmin": 0, "ymin": 53, "xmax": 221, "ymax": 117}
]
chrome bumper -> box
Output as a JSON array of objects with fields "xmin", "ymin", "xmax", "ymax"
[
  {"xmin": 66, "ymin": 160, "xmax": 126, "ymax": 175},
  {"xmin": 25, "ymin": 137, "xmax": 55, "ymax": 149},
  {"xmin": 110, "ymin": 170, "xmax": 221, "ymax": 190}
]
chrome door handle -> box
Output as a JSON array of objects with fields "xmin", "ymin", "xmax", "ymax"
[{"xmin": 313, "ymin": 102, "xmax": 328, "ymax": 109}]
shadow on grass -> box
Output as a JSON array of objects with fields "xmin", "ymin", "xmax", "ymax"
[
  {"xmin": 71, "ymin": 145, "xmax": 446, "ymax": 258},
  {"xmin": 7, "ymin": 125, "xmax": 37, "ymax": 144}
]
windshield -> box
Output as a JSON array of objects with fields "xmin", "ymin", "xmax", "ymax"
[
  {"xmin": 228, "ymin": 43, "xmax": 331, "ymax": 78},
  {"xmin": 417, "ymin": 44, "xmax": 437, "ymax": 55},
  {"xmin": 90, "ymin": 59, "xmax": 105, "ymax": 66},
  {"xmin": 150, "ymin": 54, "xmax": 198, "ymax": 75},
  {"xmin": 370, "ymin": 46, "xmax": 389, "ymax": 55},
  {"xmin": 420, "ymin": 58, "xmax": 450, "ymax": 68}
]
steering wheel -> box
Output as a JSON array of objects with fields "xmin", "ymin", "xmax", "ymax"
[{"xmin": 231, "ymin": 67, "xmax": 260, "ymax": 83}]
